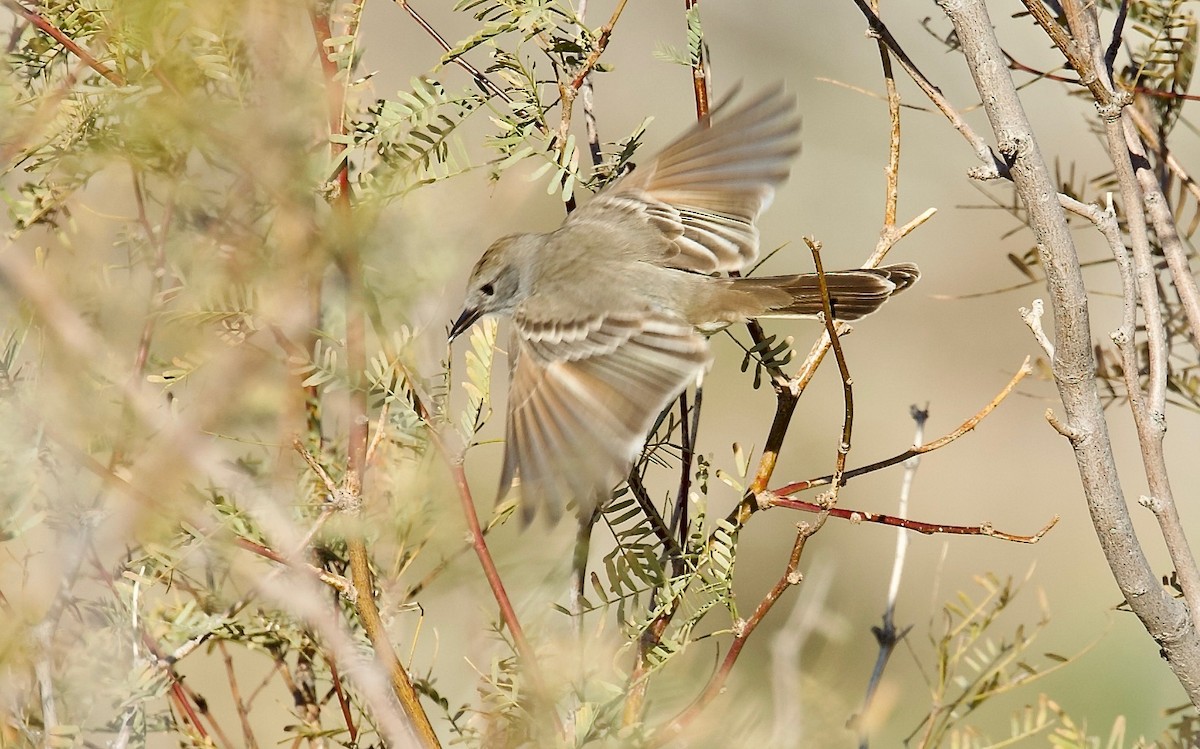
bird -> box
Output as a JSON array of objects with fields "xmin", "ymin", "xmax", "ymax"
[{"xmin": 449, "ymin": 87, "xmax": 919, "ymax": 526}]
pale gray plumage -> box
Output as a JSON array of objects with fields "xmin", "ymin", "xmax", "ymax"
[{"xmin": 449, "ymin": 88, "xmax": 920, "ymax": 524}]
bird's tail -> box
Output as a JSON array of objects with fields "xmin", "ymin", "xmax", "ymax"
[{"xmin": 729, "ymin": 262, "xmax": 920, "ymax": 321}]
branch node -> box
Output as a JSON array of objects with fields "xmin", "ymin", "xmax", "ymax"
[
  {"xmin": 967, "ymin": 163, "xmax": 1003, "ymax": 181},
  {"xmin": 1044, "ymin": 408, "xmax": 1080, "ymax": 441},
  {"xmin": 756, "ymin": 489, "xmax": 779, "ymax": 509},
  {"xmin": 1137, "ymin": 494, "xmax": 1162, "ymax": 512},
  {"xmin": 1020, "ymin": 299, "xmax": 1056, "ymax": 358},
  {"xmin": 786, "ymin": 569, "xmax": 804, "ymax": 585},
  {"xmin": 1094, "ymin": 90, "xmax": 1132, "ymax": 122},
  {"xmin": 331, "ymin": 488, "xmax": 362, "ymax": 513}
]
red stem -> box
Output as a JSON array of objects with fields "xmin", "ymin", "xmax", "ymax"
[{"xmin": 2, "ymin": 0, "xmax": 124, "ymax": 85}]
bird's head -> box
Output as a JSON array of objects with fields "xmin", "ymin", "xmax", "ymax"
[{"xmin": 449, "ymin": 234, "xmax": 535, "ymax": 340}]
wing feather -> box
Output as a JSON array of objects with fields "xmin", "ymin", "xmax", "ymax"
[
  {"xmin": 565, "ymin": 87, "xmax": 800, "ymax": 274},
  {"xmin": 500, "ymin": 310, "xmax": 711, "ymax": 523}
]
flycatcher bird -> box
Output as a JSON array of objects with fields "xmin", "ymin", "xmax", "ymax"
[{"xmin": 450, "ymin": 88, "xmax": 919, "ymax": 524}]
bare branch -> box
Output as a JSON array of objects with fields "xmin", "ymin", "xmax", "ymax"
[{"xmin": 939, "ymin": 0, "xmax": 1200, "ymax": 706}]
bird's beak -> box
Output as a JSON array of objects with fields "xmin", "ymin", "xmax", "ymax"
[{"xmin": 448, "ymin": 307, "xmax": 482, "ymax": 341}]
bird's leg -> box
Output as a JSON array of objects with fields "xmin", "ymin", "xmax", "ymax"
[{"xmin": 571, "ymin": 501, "xmax": 602, "ymax": 624}]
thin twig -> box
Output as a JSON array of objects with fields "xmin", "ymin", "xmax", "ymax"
[
  {"xmin": 217, "ymin": 641, "xmax": 260, "ymax": 749},
  {"xmin": 854, "ymin": 405, "xmax": 925, "ymax": 747},
  {"xmin": 807, "ymin": 237, "xmax": 854, "ymax": 499},
  {"xmin": 772, "ymin": 357, "xmax": 1031, "ymax": 497},
  {"xmin": 1, "ymin": 0, "xmax": 124, "ymax": 85},
  {"xmin": 868, "ymin": 0, "xmax": 902, "ymax": 228},
  {"xmin": 576, "ymin": 0, "xmax": 604, "ymax": 169},
  {"xmin": 762, "ymin": 496, "xmax": 1057, "ymax": 544},
  {"xmin": 569, "ymin": 0, "xmax": 630, "ymax": 90},
  {"xmin": 651, "ymin": 518, "xmax": 824, "ymax": 746},
  {"xmin": 1020, "ymin": 299, "xmax": 1056, "ymax": 359},
  {"xmin": 849, "ymin": 0, "xmax": 1003, "ymax": 178},
  {"xmin": 393, "ymin": 0, "xmax": 512, "ymax": 104},
  {"xmin": 1019, "ymin": 0, "xmax": 1115, "ymax": 107}
]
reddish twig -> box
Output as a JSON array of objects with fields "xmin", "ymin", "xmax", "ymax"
[
  {"xmin": 762, "ymin": 496, "xmax": 1058, "ymax": 544},
  {"xmin": 685, "ymin": 0, "xmax": 709, "ymax": 120},
  {"xmin": 436, "ymin": 436, "xmax": 538, "ymax": 666},
  {"xmin": 569, "ymin": 0, "xmax": 630, "ymax": 90},
  {"xmin": 1, "ymin": 0, "xmax": 124, "ymax": 85},
  {"xmin": 652, "ymin": 520, "xmax": 822, "ymax": 746},
  {"xmin": 1005, "ymin": 50, "xmax": 1200, "ymax": 102},
  {"xmin": 217, "ymin": 641, "xmax": 260, "ymax": 749},
  {"xmin": 328, "ymin": 656, "xmax": 359, "ymax": 745}
]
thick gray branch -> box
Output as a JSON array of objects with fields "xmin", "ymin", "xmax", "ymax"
[{"xmin": 937, "ymin": 0, "xmax": 1200, "ymax": 705}]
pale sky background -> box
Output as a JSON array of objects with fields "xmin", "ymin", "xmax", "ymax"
[{"xmin": 354, "ymin": 1, "xmax": 1200, "ymax": 744}]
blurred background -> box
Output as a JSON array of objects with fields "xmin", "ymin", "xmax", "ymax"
[{"xmin": 3, "ymin": 0, "xmax": 1198, "ymax": 746}]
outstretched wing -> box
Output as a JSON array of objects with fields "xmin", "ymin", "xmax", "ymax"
[
  {"xmin": 499, "ymin": 308, "xmax": 712, "ymax": 524},
  {"xmin": 566, "ymin": 86, "xmax": 800, "ymax": 273}
]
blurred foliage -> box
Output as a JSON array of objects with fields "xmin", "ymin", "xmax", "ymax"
[{"xmin": 1, "ymin": 0, "xmax": 1197, "ymax": 748}]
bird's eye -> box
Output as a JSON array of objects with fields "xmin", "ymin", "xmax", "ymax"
[{"xmin": 480, "ymin": 283, "xmax": 495, "ymax": 296}]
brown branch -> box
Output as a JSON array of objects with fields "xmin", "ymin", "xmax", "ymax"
[
  {"xmin": 807, "ymin": 237, "xmax": 853, "ymax": 500},
  {"xmin": 651, "ymin": 518, "xmax": 823, "ymax": 746},
  {"xmin": 569, "ymin": 0, "xmax": 630, "ymax": 90},
  {"xmin": 217, "ymin": 641, "xmax": 260, "ymax": 749},
  {"xmin": 850, "ymin": 0, "xmax": 1003, "ymax": 178},
  {"xmin": 762, "ymin": 496, "xmax": 1058, "ymax": 544},
  {"xmin": 1018, "ymin": 0, "xmax": 1114, "ymax": 107},
  {"xmin": 308, "ymin": 8, "xmax": 442, "ymax": 745},
  {"xmin": 1, "ymin": 0, "xmax": 124, "ymax": 85},
  {"xmin": 774, "ymin": 357, "xmax": 1031, "ymax": 497},
  {"xmin": 868, "ymin": 0, "xmax": 901, "ymax": 228}
]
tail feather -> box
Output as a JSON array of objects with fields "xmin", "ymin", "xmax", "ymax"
[{"xmin": 732, "ymin": 262, "xmax": 919, "ymax": 321}]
